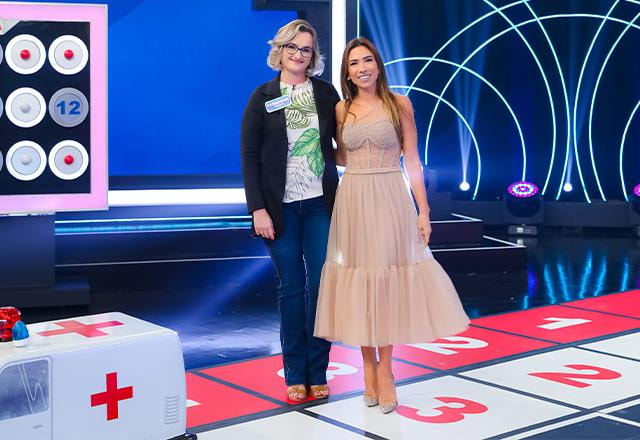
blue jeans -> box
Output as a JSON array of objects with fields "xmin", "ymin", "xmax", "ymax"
[{"xmin": 264, "ymin": 196, "xmax": 331, "ymax": 386}]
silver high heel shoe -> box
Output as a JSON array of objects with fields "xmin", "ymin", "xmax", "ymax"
[
  {"xmin": 379, "ymin": 400, "xmax": 398, "ymax": 414},
  {"xmin": 364, "ymin": 394, "xmax": 379, "ymax": 407},
  {"xmin": 379, "ymin": 373, "xmax": 397, "ymax": 414}
]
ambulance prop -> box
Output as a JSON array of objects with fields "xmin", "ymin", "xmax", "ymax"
[{"xmin": 0, "ymin": 312, "xmax": 196, "ymax": 440}]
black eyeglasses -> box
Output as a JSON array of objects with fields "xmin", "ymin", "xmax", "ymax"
[{"xmin": 282, "ymin": 43, "xmax": 314, "ymax": 58}]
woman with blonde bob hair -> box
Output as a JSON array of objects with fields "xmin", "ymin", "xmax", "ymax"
[
  {"xmin": 240, "ymin": 19, "xmax": 341, "ymax": 403},
  {"xmin": 266, "ymin": 20, "xmax": 324, "ymax": 77},
  {"xmin": 314, "ymin": 37, "xmax": 470, "ymax": 413}
]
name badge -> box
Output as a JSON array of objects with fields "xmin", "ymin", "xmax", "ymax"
[{"xmin": 265, "ymin": 95, "xmax": 292, "ymax": 113}]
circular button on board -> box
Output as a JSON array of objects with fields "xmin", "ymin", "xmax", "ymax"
[
  {"xmin": 48, "ymin": 35, "xmax": 88, "ymax": 75},
  {"xmin": 6, "ymin": 141, "xmax": 47, "ymax": 181},
  {"xmin": 0, "ymin": 97, "xmax": 4, "ymax": 120},
  {"xmin": 49, "ymin": 88, "xmax": 89, "ymax": 127},
  {"xmin": 6, "ymin": 34, "xmax": 46, "ymax": 74},
  {"xmin": 49, "ymin": 140, "xmax": 89, "ymax": 180},
  {"xmin": 6, "ymin": 88, "xmax": 46, "ymax": 128}
]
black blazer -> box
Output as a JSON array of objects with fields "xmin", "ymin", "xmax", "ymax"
[{"xmin": 240, "ymin": 75, "xmax": 341, "ymax": 236}]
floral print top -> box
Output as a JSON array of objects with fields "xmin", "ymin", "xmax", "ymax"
[{"xmin": 281, "ymin": 79, "xmax": 324, "ymax": 202}]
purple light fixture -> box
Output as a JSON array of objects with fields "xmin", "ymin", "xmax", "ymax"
[{"xmin": 507, "ymin": 181, "xmax": 539, "ymax": 199}]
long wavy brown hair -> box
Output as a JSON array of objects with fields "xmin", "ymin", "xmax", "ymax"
[{"xmin": 340, "ymin": 37, "xmax": 405, "ymax": 143}]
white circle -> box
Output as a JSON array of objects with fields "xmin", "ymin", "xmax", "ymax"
[
  {"xmin": 49, "ymin": 140, "xmax": 89, "ymax": 180},
  {"xmin": 6, "ymin": 141, "xmax": 47, "ymax": 181},
  {"xmin": 48, "ymin": 35, "xmax": 89, "ymax": 75},
  {"xmin": 6, "ymin": 88, "xmax": 47, "ymax": 128},
  {"xmin": 563, "ymin": 182, "xmax": 573, "ymax": 192},
  {"xmin": 6, "ymin": 34, "xmax": 46, "ymax": 74},
  {"xmin": 48, "ymin": 87, "xmax": 90, "ymax": 127},
  {"xmin": 459, "ymin": 181, "xmax": 470, "ymax": 191},
  {"xmin": 20, "ymin": 153, "xmax": 32, "ymax": 165}
]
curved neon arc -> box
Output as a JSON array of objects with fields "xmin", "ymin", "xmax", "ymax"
[
  {"xmin": 479, "ymin": 0, "xmax": 555, "ymax": 191},
  {"xmin": 390, "ymin": 85, "xmax": 482, "ymax": 200},
  {"xmin": 417, "ymin": 14, "xmax": 640, "ymax": 202},
  {"xmin": 425, "ymin": 0, "xmax": 566, "ymax": 188},
  {"xmin": 619, "ymin": 100, "xmax": 640, "ymax": 201},
  {"xmin": 386, "ymin": 57, "xmax": 525, "ymax": 173},
  {"xmin": 520, "ymin": 1, "xmax": 571, "ymax": 198},
  {"xmin": 406, "ymin": 0, "xmax": 531, "ymax": 95},
  {"xmin": 587, "ymin": 11, "xmax": 640, "ymax": 202},
  {"xmin": 571, "ymin": 1, "xmax": 621, "ymax": 203}
]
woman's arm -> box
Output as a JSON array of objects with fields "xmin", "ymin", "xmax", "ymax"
[
  {"xmin": 240, "ymin": 89, "xmax": 266, "ymax": 213},
  {"xmin": 397, "ymin": 94, "xmax": 431, "ymax": 245},
  {"xmin": 240, "ymin": 89, "xmax": 275, "ymax": 240},
  {"xmin": 334, "ymin": 100, "xmax": 347, "ymax": 167}
]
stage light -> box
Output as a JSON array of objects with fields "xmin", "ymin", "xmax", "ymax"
[
  {"xmin": 505, "ymin": 181, "xmax": 542, "ymax": 235},
  {"xmin": 563, "ymin": 182, "xmax": 573, "ymax": 192},
  {"xmin": 632, "ymin": 183, "xmax": 640, "ymax": 216},
  {"xmin": 459, "ymin": 181, "xmax": 470, "ymax": 191},
  {"xmin": 507, "ymin": 181, "xmax": 539, "ymax": 198},
  {"xmin": 620, "ymin": 102, "xmax": 640, "ymax": 201},
  {"xmin": 629, "ymin": 184, "xmax": 640, "ymax": 237}
]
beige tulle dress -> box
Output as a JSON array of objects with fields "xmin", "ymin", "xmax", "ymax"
[{"xmin": 314, "ymin": 105, "xmax": 470, "ymax": 347}]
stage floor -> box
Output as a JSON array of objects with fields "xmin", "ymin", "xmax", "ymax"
[
  {"xmin": 186, "ymin": 290, "xmax": 640, "ymax": 439},
  {"xmin": 43, "ymin": 228, "xmax": 638, "ymax": 370},
  {"xmin": 19, "ymin": 228, "xmax": 640, "ymax": 438}
]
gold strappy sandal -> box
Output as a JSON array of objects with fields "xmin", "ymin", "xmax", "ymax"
[
  {"xmin": 309, "ymin": 384, "xmax": 330, "ymax": 399},
  {"xmin": 286, "ymin": 384, "xmax": 307, "ymax": 403}
]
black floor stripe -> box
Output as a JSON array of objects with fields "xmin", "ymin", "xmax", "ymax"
[{"xmin": 299, "ymin": 408, "xmax": 388, "ymax": 439}]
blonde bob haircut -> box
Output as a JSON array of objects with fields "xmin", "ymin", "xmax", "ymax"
[{"xmin": 267, "ymin": 19, "xmax": 324, "ymax": 76}]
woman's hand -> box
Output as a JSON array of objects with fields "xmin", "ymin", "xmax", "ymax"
[
  {"xmin": 253, "ymin": 208, "xmax": 275, "ymax": 240},
  {"xmin": 417, "ymin": 212, "xmax": 431, "ymax": 246}
]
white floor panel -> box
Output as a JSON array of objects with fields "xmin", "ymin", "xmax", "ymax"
[
  {"xmin": 580, "ymin": 331, "xmax": 640, "ymax": 360},
  {"xmin": 462, "ymin": 347, "xmax": 640, "ymax": 408},
  {"xmin": 196, "ymin": 411, "xmax": 365, "ymax": 440},
  {"xmin": 308, "ymin": 375, "xmax": 576, "ymax": 440}
]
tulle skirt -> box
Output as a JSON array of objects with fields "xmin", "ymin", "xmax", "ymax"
[{"xmin": 314, "ymin": 167, "xmax": 470, "ymax": 347}]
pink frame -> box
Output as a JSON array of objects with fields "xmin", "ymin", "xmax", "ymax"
[{"xmin": 0, "ymin": 2, "xmax": 107, "ymax": 213}]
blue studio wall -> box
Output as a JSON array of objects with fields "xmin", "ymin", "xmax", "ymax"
[{"xmin": 9, "ymin": 0, "xmax": 295, "ymax": 176}]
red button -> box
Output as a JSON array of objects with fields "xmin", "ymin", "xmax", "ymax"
[
  {"xmin": 64, "ymin": 155, "xmax": 75, "ymax": 165},
  {"xmin": 64, "ymin": 49, "xmax": 74, "ymax": 59},
  {"xmin": 20, "ymin": 49, "xmax": 30, "ymax": 60}
]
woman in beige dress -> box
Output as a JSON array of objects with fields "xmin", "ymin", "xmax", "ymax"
[{"xmin": 314, "ymin": 37, "xmax": 470, "ymax": 413}]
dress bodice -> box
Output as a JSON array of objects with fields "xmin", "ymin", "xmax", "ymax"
[{"xmin": 341, "ymin": 105, "xmax": 401, "ymax": 169}]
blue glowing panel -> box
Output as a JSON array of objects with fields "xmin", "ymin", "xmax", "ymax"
[{"xmin": 108, "ymin": 1, "xmax": 296, "ymax": 176}]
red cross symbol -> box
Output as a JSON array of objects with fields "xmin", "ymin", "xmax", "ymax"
[
  {"xmin": 91, "ymin": 372, "xmax": 134, "ymax": 421},
  {"xmin": 37, "ymin": 319, "xmax": 123, "ymax": 338}
]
